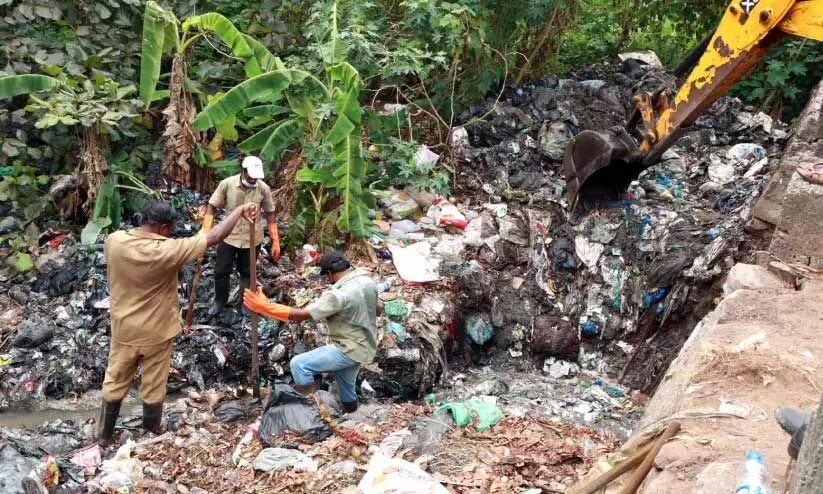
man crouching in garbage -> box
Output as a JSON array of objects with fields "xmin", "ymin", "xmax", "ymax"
[
  {"xmin": 243, "ymin": 251, "xmax": 379, "ymax": 413},
  {"xmin": 97, "ymin": 201, "xmax": 258, "ymax": 446}
]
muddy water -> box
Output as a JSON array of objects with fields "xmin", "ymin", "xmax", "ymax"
[{"xmin": 0, "ymin": 392, "xmax": 143, "ymax": 429}]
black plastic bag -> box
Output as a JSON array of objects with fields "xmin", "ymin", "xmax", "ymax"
[{"xmin": 258, "ymin": 383, "xmax": 331, "ymax": 445}]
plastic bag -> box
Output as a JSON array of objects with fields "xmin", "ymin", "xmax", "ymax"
[
  {"xmin": 437, "ymin": 400, "xmax": 504, "ymax": 432},
  {"xmin": 385, "ymin": 322, "xmax": 407, "ymax": 344},
  {"xmin": 465, "ymin": 314, "xmax": 493, "ymax": 345},
  {"xmin": 389, "ymin": 242, "xmax": 440, "ymax": 284},
  {"xmin": 427, "ymin": 198, "xmax": 467, "ymax": 230},
  {"xmin": 99, "ymin": 440, "xmax": 141, "ymax": 489},
  {"xmin": 259, "ymin": 383, "xmax": 333, "ymax": 445},
  {"xmin": 357, "ymin": 454, "xmax": 449, "ymax": 494},
  {"xmin": 253, "ymin": 448, "xmax": 316, "ymax": 472}
]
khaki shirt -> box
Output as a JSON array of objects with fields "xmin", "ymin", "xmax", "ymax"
[
  {"xmin": 307, "ymin": 270, "xmax": 378, "ymax": 364},
  {"xmin": 105, "ymin": 230, "xmax": 207, "ymax": 346},
  {"xmin": 208, "ymin": 174, "xmax": 275, "ymax": 248}
]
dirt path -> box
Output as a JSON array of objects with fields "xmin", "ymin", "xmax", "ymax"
[{"xmin": 634, "ymin": 264, "xmax": 823, "ymax": 492}]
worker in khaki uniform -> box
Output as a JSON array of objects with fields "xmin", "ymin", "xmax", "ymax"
[
  {"xmin": 204, "ymin": 156, "xmax": 279, "ymax": 314},
  {"xmin": 243, "ymin": 252, "xmax": 379, "ymax": 412},
  {"xmin": 97, "ymin": 201, "xmax": 258, "ymax": 446}
]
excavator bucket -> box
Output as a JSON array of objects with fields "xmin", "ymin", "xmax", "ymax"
[{"xmin": 563, "ymin": 128, "xmax": 641, "ymax": 212}]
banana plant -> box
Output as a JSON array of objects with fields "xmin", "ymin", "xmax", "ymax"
[
  {"xmin": 192, "ymin": 4, "xmax": 372, "ymax": 239},
  {"xmin": 0, "ymin": 74, "xmax": 61, "ymax": 99},
  {"xmin": 137, "ymin": 1, "xmax": 287, "ymax": 189}
]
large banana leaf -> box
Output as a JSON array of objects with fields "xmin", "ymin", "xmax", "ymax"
[
  {"xmin": 319, "ymin": 3, "xmax": 348, "ymax": 65},
  {"xmin": 193, "ymin": 71, "xmax": 292, "ymax": 131},
  {"xmin": 242, "ymin": 34, "xmax": 286, "ymax": 73},
  {"xmin": 182, "ymin": 13, "xmax": 262, "ymax": 77},
  {"xmin": 259, "ymin": 119, "xmax": 298, "ymax": 162},
  {"xmin": 242, "ymin": 104, "xmax": 289, "ymax": 118},
  {"xmin": 328, "ymin": 85, "xmax": 370, "ymax": 238},
  {"xmin": 238, "ymin": 119, "xmax": 298, "ymax": 162},
  {"xmin": 139, "ymin": 1, "xmax": 176, "ymax": 107},
  {"xmin": 0, "ymin": 75, "xmax": 61, "ymax": 99}
]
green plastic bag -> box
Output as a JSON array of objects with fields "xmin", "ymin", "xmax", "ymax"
[
  {"xmin": 384, "ymin": 300, "xmax": 408, "ymax": 320},
  {"xmin": 437, "ymin": 400, "xmax": 503, "ymax": 432}
]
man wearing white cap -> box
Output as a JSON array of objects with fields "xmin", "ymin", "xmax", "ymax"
[{"xmin": 203, "ymin": 156, "xmax": 280, "ymax": 313}]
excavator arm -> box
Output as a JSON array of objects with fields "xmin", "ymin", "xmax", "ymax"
[{"xmin": 564, "ymin": 0, "xmax": 823, "ymax": 213}]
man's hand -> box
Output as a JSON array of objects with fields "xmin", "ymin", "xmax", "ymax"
[
  {"xmin": 240, "ymin": 203, "xmax": 258, "ymax": 223},
  {"xmin": 243, "ymin": 288, "xmax": 291, "ymax": 321}
]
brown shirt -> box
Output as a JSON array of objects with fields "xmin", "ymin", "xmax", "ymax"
[
  {"xmin": 208, "ymin": 174, "xmax": 275, "ymax": 248},
  {"xmin": 105, "ymin": 229, "xmax": 207, "ymax": 346}
]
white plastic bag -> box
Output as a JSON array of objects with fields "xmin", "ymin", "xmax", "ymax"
[
  {"xmin": 389, "ymin": 242, "xmax": 440, "ymax": 283},
  {"xmin": 98, "ymin": 440, "xmax": 142, "ymax": 490},
  {"xmin": 358, "ymin": 454, "xmax": 449, "ymax": 494}
]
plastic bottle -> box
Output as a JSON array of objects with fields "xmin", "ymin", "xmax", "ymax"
[
  {"xmin": 377, "ymin": 281, "xmax": 391, "ymax": 293},
  {"xmin": 735, "ymin": 451, "xmax": 769, "ymax": 494}
]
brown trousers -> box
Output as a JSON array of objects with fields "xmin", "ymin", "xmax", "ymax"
[{"xmin": 102, "ymin": 339, "xmax": 173, "ymax": 404}]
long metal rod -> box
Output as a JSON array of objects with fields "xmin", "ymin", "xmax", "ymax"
[{"xmin": 248, "ymin": 215, "xmax": 260, "ymax": 399}]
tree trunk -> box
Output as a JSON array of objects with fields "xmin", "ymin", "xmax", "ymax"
[{"xmin": 790, "ymin": 392, "xmax": 823, "ymax": 493}]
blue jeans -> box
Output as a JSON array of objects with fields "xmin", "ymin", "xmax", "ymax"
[{"xmin": 290, "ymin": 345, "xmax": 359, "ymax": 403}]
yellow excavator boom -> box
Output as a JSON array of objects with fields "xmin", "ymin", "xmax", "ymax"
[{"xmin": 564, "ymin": 0, "xmax": 823, "ymax": 213}]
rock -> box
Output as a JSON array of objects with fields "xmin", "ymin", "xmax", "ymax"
[
  {"xmin": 537, "ymin": 121, "xmax": 572, "ymax": 161},
  {"xmin": 694, "ymin": 462, "xmax": 737, "ymax": 494},
  {"xmin": 722, "ymin": 263, "xmax": 784, "ymax": 296},
  {"xmin": 531, "ymin": 315, "xmax": 580, "ymax": 360}
]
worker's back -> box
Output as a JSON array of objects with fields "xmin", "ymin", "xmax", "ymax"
[{"xmin": 104, "ymin": 230, "xmax": 206, "ymax": 346}]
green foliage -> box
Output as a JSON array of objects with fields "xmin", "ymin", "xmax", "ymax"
[
  {"xmin": 82, "ymin": 150, "xmax": 158, "ymax": 244},
  {"xmin": 732, "ymin": 39, "xmax": 823, "ymax": 122},
  {"xmin": 0, "ymin": 74, "xmax": 61, "ymax": 99},
  {"xmin": 139, "ymin": 1, "xmax": 178, "ymax": 107}
]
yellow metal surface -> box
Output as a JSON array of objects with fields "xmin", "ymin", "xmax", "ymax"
[
  {"xmin": 652, "ymin": 0, "xmax": 797, "ymax": 144},
  {"xmin": 780, "ymin": 0, "xmax": 823, "ymax": 41}
]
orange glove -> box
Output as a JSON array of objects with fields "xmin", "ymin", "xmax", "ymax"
[
  {"xmin": 243, "ymin": 288, "xmax": 291, "ymax": 321},
  {"xmin": 268, "ymin": 223, "xmax": 280, "ymax": 261},
  {"xmin": 202, "ymin": 214, "xmax": 214, "ymax": 232}
]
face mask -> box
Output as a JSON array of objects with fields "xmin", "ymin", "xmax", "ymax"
[{"xmin": 240, "ymin": 175, "xmax": 256, "ymax": 188}]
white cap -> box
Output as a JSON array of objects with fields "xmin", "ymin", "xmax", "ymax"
[{"xmin": 242, "ymin": 156, "xmax": 265, "ymax": 179}]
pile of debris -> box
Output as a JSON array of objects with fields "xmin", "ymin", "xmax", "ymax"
[
  {"xmin": 1, "ymin": 55, "xmax": 789, "ymax": 410},
  {"xmin": 0, "ymin": 381, "xmax": 621, "ymax": 493}
]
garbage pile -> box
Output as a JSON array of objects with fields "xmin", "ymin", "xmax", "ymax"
[
  {"xmin": 444, "ymin": 57, "xmax": 789, "ymax": 389},
  {"xmin": 0, "ymin": 382, "xmax": 621, "ymax": 494},
  {"xmin": 0, "ymin": 54, "xmax": 790, "ymax": 410}
]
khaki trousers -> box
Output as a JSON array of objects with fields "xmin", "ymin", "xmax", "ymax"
[{"xmin": 102, "ymin": 339, "xmax": 173, "ymax": 404}]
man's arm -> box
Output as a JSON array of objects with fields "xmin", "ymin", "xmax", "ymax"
[{"xmin": 206, "ymin": 204, "xmax": 257, "ymax": 247}]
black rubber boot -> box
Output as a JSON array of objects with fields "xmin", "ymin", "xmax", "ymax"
[
  {"xmin": 341, "ymin": 401, "xmax": 358, "ymax": 413},
  {"xmin": 142, "ymin": 402, "xmax": 164, "ymax": 435},
  {"xmin": 97, "ymin": 400, "xmax": 122, "ymax": 446}
]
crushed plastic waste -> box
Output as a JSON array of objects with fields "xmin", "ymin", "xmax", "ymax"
[
  {"xmin": 253, "ymin": 447, "xmax": 316, "ymax": 472},
  {"xmin": 358, "ymin": 454, "xmax": 449, "ymax": 494},
  {"xmin": 438, "ymin": 399, "xmax": 504, "ymax": 432}
]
